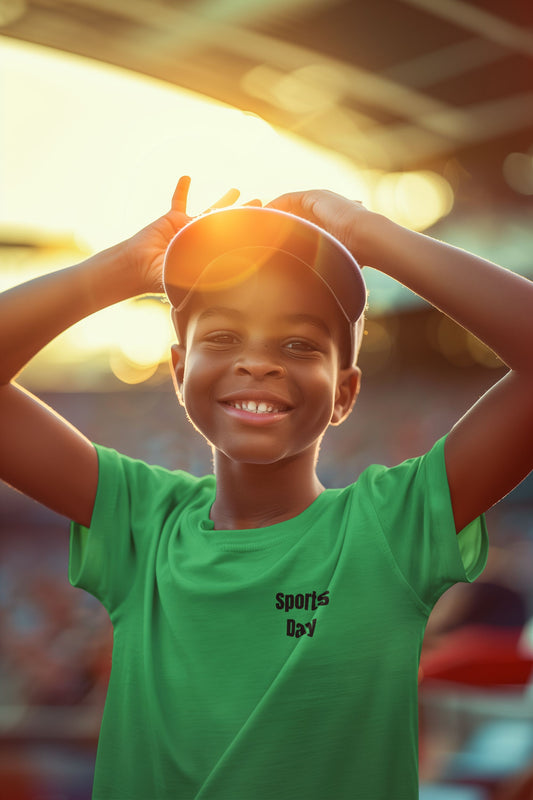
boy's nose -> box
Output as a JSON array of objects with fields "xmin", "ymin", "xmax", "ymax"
[{"xmin": 234, "ymin": 344, "xmax": 285, "ymax": 378}]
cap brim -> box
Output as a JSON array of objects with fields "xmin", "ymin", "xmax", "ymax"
[{"xmin": 165, "ymin": 207, "xmax": 365, "ymax": 315}]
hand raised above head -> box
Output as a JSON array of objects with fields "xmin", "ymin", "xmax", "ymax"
[
  {"xmin": 268, "ymin": 189, "xmax": 370, "ymax": 265},
  {"xmin": 124, "ymin": 176, "xmax": 242, "ymax": 294}
]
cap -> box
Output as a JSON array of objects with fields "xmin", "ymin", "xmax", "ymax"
[{"xmin": 163, "ymin": 206, "xmax": 367, "ymax": 364}]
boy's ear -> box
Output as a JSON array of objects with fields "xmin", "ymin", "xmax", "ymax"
[
  {"xmin": 170, "ymin": 344, "xmax": 186, "ymax": 404},
  {"xmin": 331, "ymin": 366, "xmax": 361, "ymax": 426}
]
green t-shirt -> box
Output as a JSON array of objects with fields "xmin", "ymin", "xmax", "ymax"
[{"xmin": 70, "ymin": 435, "xmax": 487, "ymax": 800}]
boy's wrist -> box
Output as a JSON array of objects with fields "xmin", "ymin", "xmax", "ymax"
[
  {"xmin": 346, "ymin": 208, "xmax": 390, "ymax": 269},
  {"xmin": 85, "ymin": 240, "xmax": 151, "ymax": 303},
  {"xmin": 63, "ymin": 246, "xmax": 135, "ymax": 322}
]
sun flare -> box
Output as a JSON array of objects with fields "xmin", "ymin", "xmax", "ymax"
[{"xmin": 1, "ymin": 35, "xmax": 454, "ymax": 386}]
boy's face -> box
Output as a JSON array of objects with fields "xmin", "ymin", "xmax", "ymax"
[{"xmin": 171, "ymin": 257, "xmax": 360, "ymax": 467}]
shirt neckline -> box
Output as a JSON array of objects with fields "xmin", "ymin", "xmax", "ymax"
[{"xmin": 197, "ymin": 488, "xmax": 336, "ymax": 551}]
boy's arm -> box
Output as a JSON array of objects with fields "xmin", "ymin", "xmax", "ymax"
[
  {"xmin": 270, "ymin": 190, "xmax": 533, "ymax": 533},
  {"xmin": 0, "ymin": 177, "xmax": 239, "ymax": 528}
]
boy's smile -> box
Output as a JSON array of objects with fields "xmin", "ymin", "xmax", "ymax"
[
  {"xmin": 172, "ymin": 257, "xmax": 360, "ymax": 472},
  {"xmin": 219, "ymin": 392, "xmax": 292, "ymax": 424}
]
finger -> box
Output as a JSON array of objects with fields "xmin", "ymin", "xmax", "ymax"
[
  {"xmin": 171, "ymin": 176, "xmax": 192, "ymax": 213},
  {"xmin": 266, "ymin": 191, "xmax": 305, "ymax": 214},
  {"xmin": 204, "ymin": 187, "xmax": 240, "ymax": 213},
  {"xmin": 243, "ymin": 198, "xmax": 262, "ymax": 207},
  {"xmin": 267, "ymin": 192, "xmax": 322, "ymax": 226}
]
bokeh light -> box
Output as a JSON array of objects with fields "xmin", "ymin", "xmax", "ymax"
[
  {"xmin": 112, "ymin": 302, "xmax": 173, "ymax": 368},
  {"xmin": 60, "ymin": 299, "xmax": 175, "ymax": 382},
  {"xmin": 427, "ymin": 314, "xmax": 503, "ymax": 369},
  {"xmin": 108, "ymin": 353, "xmax": 161, "ymax": 386},
  {"xmin": 373, "ymin": 170, "xmax": 454, "ymax": 231},
  {"xmin": 242, "ymin": 63, "xmax": 344, "ymax": 115},
  {"xmin": 503, "ymin": 152, "xmax": 533, "ymax": 196},
  {"xmin": 360, "ymin": 318, "xmax": 396, "ymax": 375}
]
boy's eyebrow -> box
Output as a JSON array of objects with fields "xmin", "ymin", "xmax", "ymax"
[
  {"xmin": 196, "ymin": 307, "xmax": 244, "ymax": 322},
  {"xmin": 197, "ymin": 307, "xmax": 331, "ymax": 335},
  {"xmin": 284, "ymin": 314, "xmax": 332, "ymax": 336}
]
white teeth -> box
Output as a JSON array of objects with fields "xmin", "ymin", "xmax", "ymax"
[{"xmin": 229, "ymin": 400, "xmax": 279, "ymax": 413}]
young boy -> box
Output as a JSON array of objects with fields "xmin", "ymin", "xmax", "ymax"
[{"xmin": 1, "ymin": 175, "xmax": 532, "ymax": 800}]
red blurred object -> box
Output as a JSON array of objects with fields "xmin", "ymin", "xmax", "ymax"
[
  {"xmin": 420, "ymin": 626, "xmax": 533, "ymax": 687},
  {"xmin": 0, "ymin": 753, "xmax": 36, "ymax": 800}
]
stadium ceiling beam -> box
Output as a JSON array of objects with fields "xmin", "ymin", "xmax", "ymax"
[
  {"xmin": 400, "ymin": 0, "xmax": 533, "ymax": 57},
  {"xmin": 61, "ymin": 0, "xmax": 456, "ymax": 121},
  {"xmin": 4, "ymin": 0, "xmax": 532, "ymax": 167}
]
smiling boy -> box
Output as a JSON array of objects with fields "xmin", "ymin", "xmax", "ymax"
[
  {"xmin": 1, "ymin": 176, "xmax": 532, "ymax": 800},
  {"xmin": 163, "ymin": 205, "xmax": 365, "ymax": 530}
]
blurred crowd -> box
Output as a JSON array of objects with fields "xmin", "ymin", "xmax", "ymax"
[{"xmin": 0, "ymin": 552, "xmax": 111, "ymax": 709}]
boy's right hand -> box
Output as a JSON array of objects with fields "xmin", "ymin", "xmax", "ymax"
[
  {"xmin": 123, "ymin": 176, "xmax": 241, "ymax": 294},
  {"xmin": 0, "ymin": 176, "xmax": 243, "ymax": 528}
]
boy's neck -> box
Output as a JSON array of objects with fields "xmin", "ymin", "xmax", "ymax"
[{"xmin": 210, "ymin": 454, "xmax": 325, "ymax": 531}]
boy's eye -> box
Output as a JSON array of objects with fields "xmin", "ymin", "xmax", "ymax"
[
  {"xmin": 204, "ymin": 331, "xmax": 239, "ymax": 345},
  {"xmin": 284, "ymin": 339, "xmax": 320, "ymax": 354}
]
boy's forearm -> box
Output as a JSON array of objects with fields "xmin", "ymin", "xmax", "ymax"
[
  {"xmin": 0, "ymin": 241, "xmax": 146, "ymax": 384},
  {"xmin": 359, "ymin": 213, "xmax": 533, "ymax": 372}
]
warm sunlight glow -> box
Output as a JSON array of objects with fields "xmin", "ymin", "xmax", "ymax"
[
  {"xmin": 243, "ymin": 63, "xmax": 344, "ymax": 115},
  {"xmin": 115, "ymin": 302, "xmax": 173, "ymax": 368},
  {"xmin": 0, "ymin": 36, "xmax": 375, "ymax": 252},
  {"xmin": 1, "ymin": 36, "xmax": 456, "ymax": 387},
  {"xmin": 109, "ymin": 354, "xmax": 161, "ymax": 385},
  {"xmin": 67, "ymin": 300, "xmax": 173, "ymax": 365},
  {"xmin": 1, "ymin": 36, "xmax": 452, "ymax": 251},
  {"xmin": 37, "ymin": 299, "xmax": 175, "ymax": 386}
]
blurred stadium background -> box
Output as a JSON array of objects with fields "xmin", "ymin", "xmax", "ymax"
[{"xmin": 1, "ymin": 1, "xmax": 533, "ymax": 798}]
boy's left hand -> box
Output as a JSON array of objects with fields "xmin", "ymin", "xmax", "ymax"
[{"xmin": 268, "ymin": 190, "xmax": 372, "ymax": 265}]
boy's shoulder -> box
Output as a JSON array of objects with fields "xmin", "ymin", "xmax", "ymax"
[
  {"xmin": 93, "ymin": 441, "xmax": 215, "ymax": 501},
  {"xmin": 354, "ymin": 436, "xmax": 447, "ymax": 490}
]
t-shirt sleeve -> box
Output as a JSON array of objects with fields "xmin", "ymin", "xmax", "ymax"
[
  {"xmin": 364, "ymin": 435, "xmax": 489, "ymax": 610},
  {"xmin": 69, "ymin": 444, "xmax": 197, "ymax": 615}
]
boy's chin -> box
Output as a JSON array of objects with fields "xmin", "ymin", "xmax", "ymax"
[
  {"xmin": 210, "ymin": 438, "xmax": 321, "ymax": 471},
  {"xmin": 214, "ymin": 446, "xmax": 291, "ymax": 467}
]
